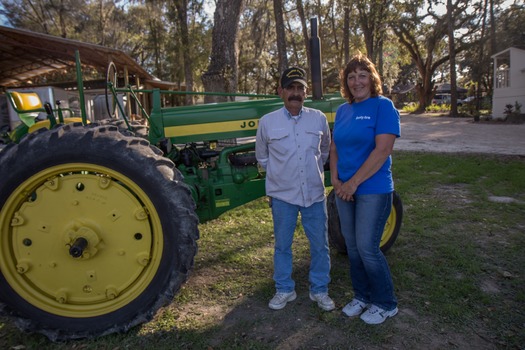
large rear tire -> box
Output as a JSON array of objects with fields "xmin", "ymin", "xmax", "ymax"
[
  {"xmin": 327, "ymin": 189, "xmax": 403, "ymax": 254},
  {"xmin": 0, "ymin": 123, "xmax": 199, "ymax": 341}
]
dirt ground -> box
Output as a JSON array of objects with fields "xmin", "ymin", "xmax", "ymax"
[{"xmin": 395, "ymin": 113, "xmax": 525, "ymax": 156}]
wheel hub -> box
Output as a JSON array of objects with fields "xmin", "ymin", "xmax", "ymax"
[{"xmin": 65, "ymin": 225, "xmax": 101, "ymax": 259}]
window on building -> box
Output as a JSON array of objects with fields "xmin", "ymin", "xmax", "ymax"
[{"xmin": 495, "ymin": 64, "xmax": 509, "ymax": 89}]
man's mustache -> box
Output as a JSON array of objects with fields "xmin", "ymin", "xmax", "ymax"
[{"xmin": 288, "ymin": 95, "xmax": 303, "ymax": 102}]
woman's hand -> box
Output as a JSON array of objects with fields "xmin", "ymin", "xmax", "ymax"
[
  {"xmin": 335, "ymin": 179, "xmax": 356, "ymax": 202},
  {"xmin": 332, "ymin": 178, "xmax": 342, "ymax": 191}
]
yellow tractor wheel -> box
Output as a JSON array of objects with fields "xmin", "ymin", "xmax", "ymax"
[{"xmin": 0, "ymin": 124, "xmax": 198, "ymax": 341}]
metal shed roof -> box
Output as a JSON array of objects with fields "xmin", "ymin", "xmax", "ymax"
[{"xmin": 0, "ymin": 25, "xmax": 155, "ymax": 88}]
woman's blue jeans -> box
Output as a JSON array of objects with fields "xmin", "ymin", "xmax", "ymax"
[
  {"xmin": 335, "ymin": 193, "xmax": 397, "ymax": 311},
  {"xmin": 271, "ymin": 198, "xmax": 331, "ymax": 294}
]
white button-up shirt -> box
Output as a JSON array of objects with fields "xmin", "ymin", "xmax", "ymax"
[{"xmin": 256, "ymin": 106, "xmax": 330, "ymax": 207}]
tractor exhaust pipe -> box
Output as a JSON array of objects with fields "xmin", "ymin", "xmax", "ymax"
[{"xmin": 310, "ymin": 17, "xmax": 323, "ymax": 101}]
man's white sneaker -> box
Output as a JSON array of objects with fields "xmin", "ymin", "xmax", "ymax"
[
  {"xmin": 342, "ymin": 298, "xmax": 369, "ymax": 317},
  {"xmin": 268, "ymin": 291, "xmax": 297, "ymax": 310},
  {"xmin": 360, "ymin": 304, "xmax": 398, "ymax": 324},
  {"xmin": 309, "ymin": 292, "xmax": 336, "ymax": 311}
]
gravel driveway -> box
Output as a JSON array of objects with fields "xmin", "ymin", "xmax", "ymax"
[{"xmin": 395, "ymin": 114, "xmax": 525, "ymax": 156}]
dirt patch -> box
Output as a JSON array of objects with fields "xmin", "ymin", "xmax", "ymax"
[{"xmin": 433, "ymin": 184, "xmax": 474, "ymax": 209}]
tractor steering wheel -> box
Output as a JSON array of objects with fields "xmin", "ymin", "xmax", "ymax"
[{"xmin": 105, "ymin": 61, "xmax": 118, "ymax": 119}]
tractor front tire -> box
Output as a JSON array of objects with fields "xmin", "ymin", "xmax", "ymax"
[
  {"xmin": 327, "ymin": 189, "xmax": 403, "ymax": 254},
  {"xmin": 0, "ymin": 123, "xmax": 198, "ymax": 341}
]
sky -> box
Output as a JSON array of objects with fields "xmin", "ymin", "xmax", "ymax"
[{"xmin": 0, "ymin": 4, "xmax": 7, "ymax": 27}]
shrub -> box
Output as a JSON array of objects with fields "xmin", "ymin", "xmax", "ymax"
[
  {"xmin": 401, "ymin": 102, "xmax": 418, "ymax": 113},
  {"xmin": 425, "ymin": 103, "xmax": 450, "ymax": 113}
]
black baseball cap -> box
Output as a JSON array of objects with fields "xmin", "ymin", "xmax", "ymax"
[{"xmin": 280, "ymin": 67, "xmax": 307, "ymax": 88}]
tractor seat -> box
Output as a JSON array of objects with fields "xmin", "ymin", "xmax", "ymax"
[
  {"xmin": 7, "ymin": 91, "xmax": 46, "ymax": 127},
  {"xmin": 9, "ymin": 91, "xmax": 43, "ymax": 111}
]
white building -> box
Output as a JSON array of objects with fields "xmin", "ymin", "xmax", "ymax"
[{"xmin": 491, "ymin": 47, "xmax": 525, "ymax": 119}]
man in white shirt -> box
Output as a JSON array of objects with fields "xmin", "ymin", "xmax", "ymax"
[{"xmin": 256, "ymin": 67, "xmax": 334, "ymax": 311}]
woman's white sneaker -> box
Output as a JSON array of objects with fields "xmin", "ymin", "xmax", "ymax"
[
  {"xmin": 360, "ymin": 304, "xmax": 398, "ymax": 324},
  {"xmin": 342, "ymin": 298, "xmax": 369, "ymax": 317}
]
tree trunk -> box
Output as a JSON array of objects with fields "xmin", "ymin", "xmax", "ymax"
[
  {"xmin": 487, "ymin": 0, "xmax": 496, "ymax": 98},
  {"xmin": 357, "ymin": 0, "xmax": 390, "ymax": 65},
  {"xmin": 295, "ymin": 0, "xmax": 310, "ymax": 74},
  {"xmin": 202, "ymin": 0, "xmax": 244, "ymax": 102},
  {"xmin": 273, "ymin": 0, "xmax": 288, "ymax": 75},
  {"xmin": 174, "ymin": 0, "xmax": 194, "ymax": 105},
  {"xmin": 147, "ymin": 2, "xmax": 164, "ymax": 79},
  {"xmin": 328, "ymin": 0, "xmax": 341, "ymax": 68},
  {"xmin": 343, "ymin": 0, "xmax": 350, "ymax": 64},
  {"xmin": 447, "ymin": 0, "xmax": 458, "ymax": 117},
  {"xmin": 476, "ymin": 0, "xmax": 489, "ymax": 111}
]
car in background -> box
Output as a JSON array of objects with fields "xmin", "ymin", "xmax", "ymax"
[
  {"xmin": 460, "ymin": 96, "xmax": 476, "ymax": 104},
  {"xmin": 432, "ymin": 93, "xmax": 469, "ymax": 106},
  {"xmin": 432, "ymin": 93, "xmax": 451, "ymax": 105}
]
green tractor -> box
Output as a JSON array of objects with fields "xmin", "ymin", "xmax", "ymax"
[{"xmin": 0, "ymin": 19, "xmax": 402, "ymax": 341}]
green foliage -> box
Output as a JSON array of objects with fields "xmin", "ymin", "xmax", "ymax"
[
  {"xmin": 503, "ymin": 101, "xmax": 524, "ymax": 122},
  {"xmin": 504, "ymin": 103, "xmax": 514, "ymax": 115},
  {"xmin": 425, "ymin": 103, "xmax": 450, "ymax": 113},
  {"xmin": 401, "ymin": 102, "xmax": 419, "ymax": 113},
  {"xmin": 496, "ymin": 4, "xmax": 525, "ymax": 52}
]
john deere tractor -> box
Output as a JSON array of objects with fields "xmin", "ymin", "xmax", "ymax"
[{"xmin": 0, "ymin": 19, "xmax": 402, "ymax": 341}]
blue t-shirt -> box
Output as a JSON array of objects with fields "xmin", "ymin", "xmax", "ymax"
[{"xmin": 333, "ymin": 96, "xmax": 401, "ymax": 195}]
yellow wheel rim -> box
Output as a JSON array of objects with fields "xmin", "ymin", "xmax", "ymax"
[
  {"xmin": 0, "ymin": 163, "xmax": 163, "ymax": 318},
  {"xmin": 380, "ymin": 204, "xmax": 397, "ymax": 247}
]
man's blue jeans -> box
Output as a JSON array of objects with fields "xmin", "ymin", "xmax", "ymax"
[
  {"xmin": 335, "ymin": 193, "xmax": 397, "ymax": 311},
  {"xmin": 271, "ymin": 198, "xmax": 331, "ymax": 294}
]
